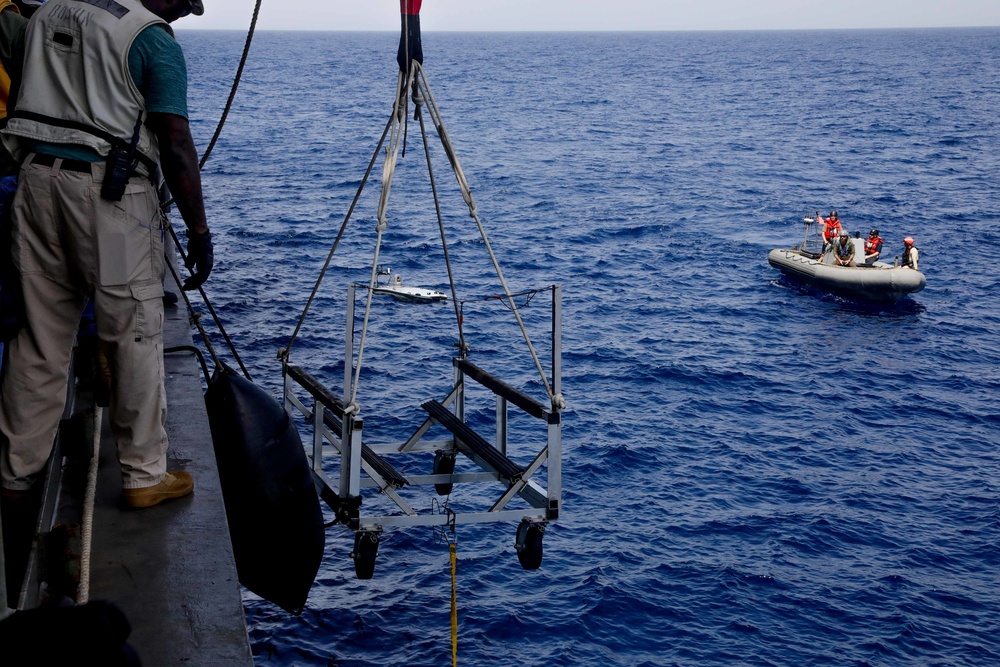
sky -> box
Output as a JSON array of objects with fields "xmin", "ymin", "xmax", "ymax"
[{"xmin": 180, "ymin": 0, "xmax": 1000, "ymax": 32}]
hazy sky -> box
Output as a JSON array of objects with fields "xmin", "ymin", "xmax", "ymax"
[{"xmin": 181, "ymin": 0, "xmax": 1000, "ymax": 31}]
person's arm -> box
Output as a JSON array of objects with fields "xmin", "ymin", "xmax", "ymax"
[
  {"xmin": 148, "ymin": 112, "xmax": 212, "ymax": 289},
  {"xmin": 147, "ymin": 112, "xmax": 207, "ymax": 235},
  {"xmin": 911, "ymin": 247, "xmax": 919, "ymax": 271},
  {"xmin": 132, "ymin": 27, "xmax": 212, "ymax": 289}
]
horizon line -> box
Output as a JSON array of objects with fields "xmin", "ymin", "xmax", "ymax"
[{"xmin": 176, "ymin": 25, "xmax": 1000, "ymax": 32}]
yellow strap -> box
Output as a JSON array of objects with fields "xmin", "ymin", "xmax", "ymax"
[
  {"xmin": 0, "ymin": 0, "xmax": 16, "ymax": 118},
  {"xmin": 450, "ymin": 542, "xmax": 458, "ymax": 666}
]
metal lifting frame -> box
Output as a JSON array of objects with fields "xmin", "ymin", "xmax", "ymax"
[
  {"xmin": 279, "ymin": 56, "xmax": 564, "ymax": 552},
  {"xmin": 282, "ymin": 284, "xmax": 563, "ymax": 533}
]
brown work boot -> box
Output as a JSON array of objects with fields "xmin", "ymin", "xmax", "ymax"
[{"xmin": 122, "ymin": 471, "xmax": 194, "ymax": 509}]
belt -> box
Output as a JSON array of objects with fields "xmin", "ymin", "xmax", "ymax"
[{"xmin": 29, "ymin": 153, "xmax": 93, "ymax": 173}]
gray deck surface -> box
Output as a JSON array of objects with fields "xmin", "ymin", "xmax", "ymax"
[{"xmin": 88, "ymin": 283, "xmax": 254, "ymax": 666}]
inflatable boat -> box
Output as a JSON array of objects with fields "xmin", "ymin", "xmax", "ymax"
[
  {"xmin": 768, "ymin": 247, "xmax": 925, "ymax": 303},
  {"xmin": 372, "ymin": 268, "xmax": 446, "ymax": 303},
  {"xmin": 768, "ymin": 216, "xmax": 925, "ymax": 303}
]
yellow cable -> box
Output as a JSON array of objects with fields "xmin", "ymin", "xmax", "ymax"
[{"xmin": 450, "ymin": 542, "xmax": 458, "ymax": 666}]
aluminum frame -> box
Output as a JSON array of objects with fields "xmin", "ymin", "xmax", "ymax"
[{"xmin": 282, "ymin": 284, "xmax": 563, "ymax": 535}]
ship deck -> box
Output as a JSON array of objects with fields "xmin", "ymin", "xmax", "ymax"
[
  {"xmin": 4, "ymin": 269, "xmax": 254, "ymax": 665},
  {"xmin": 84, "ymin": 294, "xmax": 254, "ymax": 664}
]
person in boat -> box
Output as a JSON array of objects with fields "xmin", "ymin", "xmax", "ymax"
[
  {"xmin": 0, "ymin": 0, "xmax": 212, "ymax": 508},
  {"xmin": 821, "ymin": 210, "xmax": 842, "ymax": 249},
  {"xmin": 901, "ymin": 236, "xmax": 919, "ymax": 270},
  {"xmin": 864, "ymin": 228, "xmax": 884, "ymax": 264},
  {"xmin": 833, "ymin": 231, "xmax": 856, "ymax": 267}
]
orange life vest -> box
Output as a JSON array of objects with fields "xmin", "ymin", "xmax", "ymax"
[
  {"xmin": 823, "ymin": 218, "xmax": 841, "ymax": 242},
  {"xmin": 865, "ymin": 236, "xmax": 883, "ymax": 255}
]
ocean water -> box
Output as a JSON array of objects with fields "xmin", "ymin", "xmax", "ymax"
[{"xmin": 176, "ymin": 29, "xmax": 1000, "ymax": 666}]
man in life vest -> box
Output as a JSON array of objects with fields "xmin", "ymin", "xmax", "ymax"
[
  {"xmin": 0, "ymin": 0, "xmax": 212, "ymax": 509},
  {"xmin": 821, "ymin": 210, "xmax": 842, "ymax": 249},
  {"xmin": 864, "ymin": 228, "xmax": 884, "ymax": 264},
  {"xmin": 901, "ymin": 237, "xmax": 919, "ymax": 270},
  {"xmin": 833, "ymin": 231, "xmax": 856, "ymax": 267}
]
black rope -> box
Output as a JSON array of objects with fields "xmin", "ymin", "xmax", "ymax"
[
  {"xmin": 199, "ymin": 0, "xmax": 263, "ymax": 169},
  {"xmin": 162, "ymin": 245, "xmax": 223, "ymax": 373},
  {"xmin": 460, "ymin": 286, "xmax": 553, "ymax": 310},
  {"xmin": 161, "ymin": 0, "xmax": 262, "ymax": 208},
  {"xmin": 160, "ymin": 0, "xmax": 264, "ymax": 381},
  {"xmin": 283, "ymin": 112, "xmax": 396, "ymax": 361},
  {"xmin": 164, "ymin": 345, "xmax": 210, "ymax": 384},
  {"xmin": 166, "ymin": 224, "xmax": 253, "ymax": 381},
  {"xmin": 415, "ymin": 81, "xmax": 466, "ymax": 353}
]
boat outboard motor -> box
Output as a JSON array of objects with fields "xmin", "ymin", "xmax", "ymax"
[{"xmin": 205, "ymin": 363, "xmax": 324, "ymax": 614}]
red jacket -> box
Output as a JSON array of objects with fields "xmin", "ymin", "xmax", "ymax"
[
  {"xmin": 822, "ymin": 218, "xmax": 842, "ymax": 243},
  {"xmin": 864, "ymin": 236, "xmax": 883, "ymax": 255}
]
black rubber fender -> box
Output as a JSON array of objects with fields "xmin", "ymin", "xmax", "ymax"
[{"xmin": 205, "ymin": 363, "xmax": 324, "ymax": 614}]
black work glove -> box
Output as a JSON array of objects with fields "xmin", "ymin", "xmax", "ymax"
[{"xmin": 183, "ymin": 228, "xmax": 214, "ymax": 291}]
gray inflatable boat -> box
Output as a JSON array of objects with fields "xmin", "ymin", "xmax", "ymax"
[{"xmin": 769, "ymin": 217, "xmax": 926, "ymax": 304}]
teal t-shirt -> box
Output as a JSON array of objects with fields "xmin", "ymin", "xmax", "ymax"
[
  {"xmin": 32, "ymin": 23, "xmax": 189, "ymax": 162},
  {"xmin": 128, "ymin": 24, "xmax": 188, "ymax": 118}
]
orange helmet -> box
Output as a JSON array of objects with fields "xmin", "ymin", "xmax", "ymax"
[{"xmin": 904, "ymin": 237, "xmax": 914, "ymax": 245}]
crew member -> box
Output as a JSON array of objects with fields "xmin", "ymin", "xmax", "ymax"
[
  {"xmin": 901, "ymin": 237, "xmax": 919, "ymax": 270},
  {"xmin": 0, "ymin": 0, "xmax": 213, "ymax": 508},
  {"xmin": 834, "ymin": 231, "xmax": 856, "ymax": 267},
  {"xmin": 864, "ymin": 228, "xmax": 884, "ymax": 264},
  {"xmin": 821, "ymin": 210, "xmax": 842, "ymax": 248}
]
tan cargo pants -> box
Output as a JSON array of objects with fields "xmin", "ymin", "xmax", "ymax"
[{"xmin": 0, "ymin": 155, "xmax": 169, "ymax": 491}]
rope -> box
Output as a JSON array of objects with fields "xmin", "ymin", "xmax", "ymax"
[
  {"xmin": 432, "ymin": 499, "xmax": 459, "ymax": 666},
  {"xmin": 450, "ymin": 541, "xmax": 458, "ymax": 667},
  {"xmin": 348, "ymin": 66, "xmax": 412, "ymax": 407},
  {"xmin": 76, "ymin": 404, "xmax": 102, "ymax": 606},
  {"xmin": 401, "ymin": 10, "xmax": 410, "ymax": 158},
  {"xmin": 159, "ymin": 0, "xmax": 262, "ymax": 381},
  {"xmin": 414, "ymin": 83, "xmax": 466, "ymax": 353},
  {"xmin": 162, "ymin": 0, "xmax": 263, "ymax": 206},
  {"xmin": 350, "ymin": 221, "xmax": 386, "ymax": 408},
  {"xmin": 377, "ymin": 69, "xmax": 409, "ymax": 229},
  {"xmin": 414, "ymin": 64, "xmax": 554, "ymax": 402},
  {"xmin": 166, "ymin": 222, "xmax": 252, "ymax": 380},
  {"xmin": 461, "ymin": 286, "xmax": 548, "ymax": 309},
  {"xmin": 164, "ymin": 344, "xmax": 211, "ymax": 384},
  {"xmin": 287, "ymin": 48, "xmax": 556, "ymax": 413},
  {"xmin": 164, "ymin": 234, "xmax": 225, "ymax": 374},
  {"xmin": 283, "ymin": 113, "xmax": 395, "ymax": 362},
  {"xmin": 199, "ymin": 0, "xmax": 263, "ymax": 170}
]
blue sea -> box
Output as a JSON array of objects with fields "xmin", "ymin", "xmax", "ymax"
[{"xmin": 177, "ymin": 29, "xmax": 1000, "ymax": 666}]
